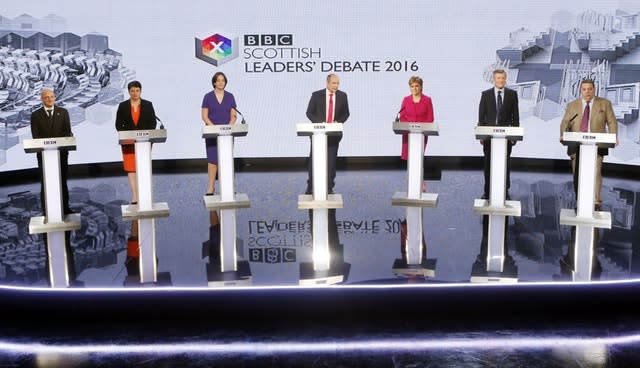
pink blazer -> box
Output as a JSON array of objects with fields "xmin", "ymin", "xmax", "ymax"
[{"xmin": 399, "ymin": 94, "xmax": 434, "ymax": 160}]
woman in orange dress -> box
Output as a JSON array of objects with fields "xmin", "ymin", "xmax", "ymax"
[{"xmin": 115, "ymin": 80, "xmax": 157, "ymax": 204}]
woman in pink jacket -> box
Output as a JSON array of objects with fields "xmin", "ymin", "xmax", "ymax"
[{"xmin": 398, "ymin": 76, "xmax": 434, "ymax": 191}]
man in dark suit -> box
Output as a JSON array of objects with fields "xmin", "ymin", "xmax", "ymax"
[
  {"xmin": 305, "ymin": 73, "xmax": 350, "ymax": 194},
  {"xmin": 30, "ymin": 88, "xmax": 74, "ymax": 215},
  {"xmin": 478, "ymin": 69, "xmax": 519, "ymax": 199},
  {"xmin": 30, "ymin": 88, "xmax": 77, "ymax": 284}
]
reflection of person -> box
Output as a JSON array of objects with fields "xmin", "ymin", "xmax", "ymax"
[
  {"xmin": 30, "ymin": 88, "xmax": 77, "ymax": 284},
  {"xmin": 124, "ymin": 221, "xmax": 139, "ymax": 278},
  {"xmin": 115, "ymin": 81, "xmax": 157, "ymax": 204},
  {"xmin": 398, "ymin": 76, "xmax": 434, "ymax": 192},
  {"xmin": 478, "ymin": 69, "xmax": 519, "ymax": 199},
  {"xmin": 559, "ymin": 79, "xmax": 617, "ymax": 211},
  {"xmin": 305, "ymin": 74, "xmax": 350, "ymax": 194},
  {"xmin": 201, "ymin": 72, "xmax": 237, "ymax": 195}
]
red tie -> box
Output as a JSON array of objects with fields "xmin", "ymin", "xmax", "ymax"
[
  {"xmin": 327, "ymin": 93, "xmax": 334, "ymax": 123},
  {"xmin": 580, "ymin": 101, "xmax": 590, "ymax": 132}
]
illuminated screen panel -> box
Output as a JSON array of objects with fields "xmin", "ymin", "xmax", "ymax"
[{"xmin": 1, "ymin": 0, "xmax": 639, "ymax": 172}]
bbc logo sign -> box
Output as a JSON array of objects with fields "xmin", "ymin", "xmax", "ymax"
[
  {"xmin": 249, "ymin": 247, "xmax": 296, "ymax": 263},
  {"xmin": 244, "ymin": 34, "xmax": 293, "ymax": 46}
]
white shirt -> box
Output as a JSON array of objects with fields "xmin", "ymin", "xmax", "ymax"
[
  {"xmin": 45, "ymin": 106, "xmax": 54, "ymax": 116},
  {"xmin": 581, "ymin": 99, "xmax": 592, "ymax": 133},
  {"xmin": 325, "ymin": 89, "xmax": 336, "ymax": 123}
]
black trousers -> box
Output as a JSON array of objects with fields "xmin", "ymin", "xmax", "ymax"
[
  {"xmin": 482, "ymin": 140, "xmax": 513, "ymax": 198},
  {"xmin": 306, "ymin": 138, "xmax": 339, "ymax": 194},
  {"xmin": 37, "ymin": 150, "xmax": 71, "ymax": 214}
]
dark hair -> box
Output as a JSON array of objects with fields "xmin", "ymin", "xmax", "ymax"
[
  {"xmin": 580, "ymin": 79, "xmax": 596, "ymax": 88},
  {"xmin": 212, "ymin": 72, "xmax": 228, "ymax": 87},
  {"xmin": 127, "ymin": 80, "xmax": 142, "ymax": 90},
  {"xmin": 493, "ymin": 69, "xmax": 507, "ymax": 77}
]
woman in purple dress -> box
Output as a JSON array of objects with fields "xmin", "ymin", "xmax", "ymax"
[{"xmin": 201, "ymin": 72, "xmax": 237, "ymax": 195}]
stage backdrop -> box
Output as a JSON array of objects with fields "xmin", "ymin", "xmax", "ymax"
[{"xmin": 1, "ymin": 0, "xmax": 639, "ymax": 171}]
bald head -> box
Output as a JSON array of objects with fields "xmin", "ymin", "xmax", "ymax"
[{"xmin": 41, "ymin": 89, "xmax": 55, "ymax": 108}]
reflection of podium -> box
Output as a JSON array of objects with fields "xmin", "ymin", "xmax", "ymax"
[
  {"xmin": 391, "ymin": 122, "xmax": 439, "ymax": 277},
  {"xmin": 202, "ymin": 124, "xmax": 251, "ymax": 286},
  {"xmin": 24, "ymin": 137, "xmax": 81, "ymax": 288},
  {"xmin": 560, "ymin": 132, "xmax": 615, "ymax": 281},
  {"xmin": 471, "ymin": 126, "xmax": 523, "ymax": 282},
  {"xmin": 297, "ymin": 123, "xmax": 345, "ymax": 285},
  {"xmin": 118, "ymin": 130, "xmax": 170, "ymax": 285}
]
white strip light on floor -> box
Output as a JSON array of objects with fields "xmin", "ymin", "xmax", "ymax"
[
  {"xmin": 2, "ymin": 277, "xmax": 640, "ymax": 293},
  {"xmin": 0, "ymin": 334, "xmax": 639, "ymax": 355}
]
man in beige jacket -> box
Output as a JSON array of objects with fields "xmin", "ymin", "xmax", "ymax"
[{"xmin": 560, "ymin": 79, "xmax": 617, "ymax": 210}]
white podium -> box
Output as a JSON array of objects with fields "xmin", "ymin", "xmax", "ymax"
[
  {"xmin": 297, "ymin": 122, "xmax": 345, "ymax": 285},
  {"xmin": 24, "ymin": 137, "xmax": 81, "ymax": 288},
  {"xmin": 471, "ymin": 126, "xmax": 523, "ymax": 282},
  {"xmin": 202, "ymin": 124, "xmax": 251, "ymax": 286},
  {"xmin": 560, "ymin": 132, "xmax": 615, "ymax": 281},
  {"xmin": 118, "ymin": 129, "xmax": 169, "ymax": 284},
  {"xmin": 390, "ymin": 122, "xmax": 439, "ymax": 277}
]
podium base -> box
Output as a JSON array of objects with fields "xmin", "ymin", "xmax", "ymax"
[
  {"xmin": 391, "ymin": 192, "xmax": 438, "ymax": 208},
  {"xmin": 299, "ymin": 262, "xmax": 349, "ymax": 286},
  {"xmin": 473, "ymin": 199, "xmax": 521, "ymax": 216},
  {"xmin": 29, "ymin": 214, "xmax": 81, "ymax": 234},
  {"xmin": 559, "ymin": 208, "xmax": 611, "ymax": 228},
  {"xmin": 123, "ymin": 272, "xmax": 173, "ymax": 287},
  {"xmin": 297, "ymin": 194, "xmax": 343, "ymax": 209},
  {"xmin": 470, "ymin": 260, "xmax": 518, "ymax": 283},
  {"xmin": 207, "ymin": 260, "xmax": 252, "ymax": 287},
  {"xmin": 121, "ymin": 202, "xmax": 170, "ymax": 220},
  {"xmin": 204, "ymin": 193, "xmax": 251, "ymax": 210},
  {"xmin": 392, "ymin": 258, "xmax": 437, "ymax": 278}
]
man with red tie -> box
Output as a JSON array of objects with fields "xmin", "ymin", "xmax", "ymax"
[
  {"xmin": 560, "ymin": 79, "xmax": 617, "ymax": 210},
  {"xmin": 305, "ymin": 74, "xmax": 350, "ymax": 194}
]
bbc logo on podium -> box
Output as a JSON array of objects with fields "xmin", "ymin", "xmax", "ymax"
[
  {"xmin": 244, "ymin": 34, "xmax": 293, "ymax": 46},
  {"xmin": 249, "ymin": 247, "xmax": 296, "ymax": 263}
]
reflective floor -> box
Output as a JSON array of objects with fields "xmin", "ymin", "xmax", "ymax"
[
  {"xmin": 2, "ymin": 164, "xmax": 640, "ymax": 366},
  {"xmin": 0, "ymin": 166, "xmax": 639, "ymax": 287}
]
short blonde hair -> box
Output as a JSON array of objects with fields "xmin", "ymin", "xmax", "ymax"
[{"xmin": 408, "ymin": 76, "xmax": 423, "ymax": 87}]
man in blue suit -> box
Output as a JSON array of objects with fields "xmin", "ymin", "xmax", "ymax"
[{"xmin": 478, "ymin": 69, "xmax": 519, "ymax": 199}]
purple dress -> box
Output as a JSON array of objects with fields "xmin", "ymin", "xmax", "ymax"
[{"xmin": 201, "ymin": 90, "xmax": 237, "ymax": 164}]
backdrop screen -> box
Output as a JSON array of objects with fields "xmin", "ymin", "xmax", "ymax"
[{"xmin": 1, "ymin": 0, "xmax": 639, "ymax": 171}]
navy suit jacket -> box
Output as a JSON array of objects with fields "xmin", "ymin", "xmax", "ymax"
[
  {"xmin": 306, "ymin": 89, "xmax": 349, "ymax": 146},
  {"xmin": 115, "ymin": 99, "xmax": 157, "ymax": 131},
  {"xmin": 30, "ymin": 105, "xmax": 72, "ymax": 139},
  {"xmin": 478, "ymin": 87, "xmax": 519, "ymax": 127},
  {"xmin": 306, "ymin": 89, "xmax": 350, "ymax": 124}
]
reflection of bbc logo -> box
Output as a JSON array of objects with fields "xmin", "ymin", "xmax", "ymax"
[
  {"xmin": 244, "ymin": 34, "xmax": 293, "ymax": 46},
  {"xmin": 249, "ymin": 248, "xmax": 296, "ymax": 263}
]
